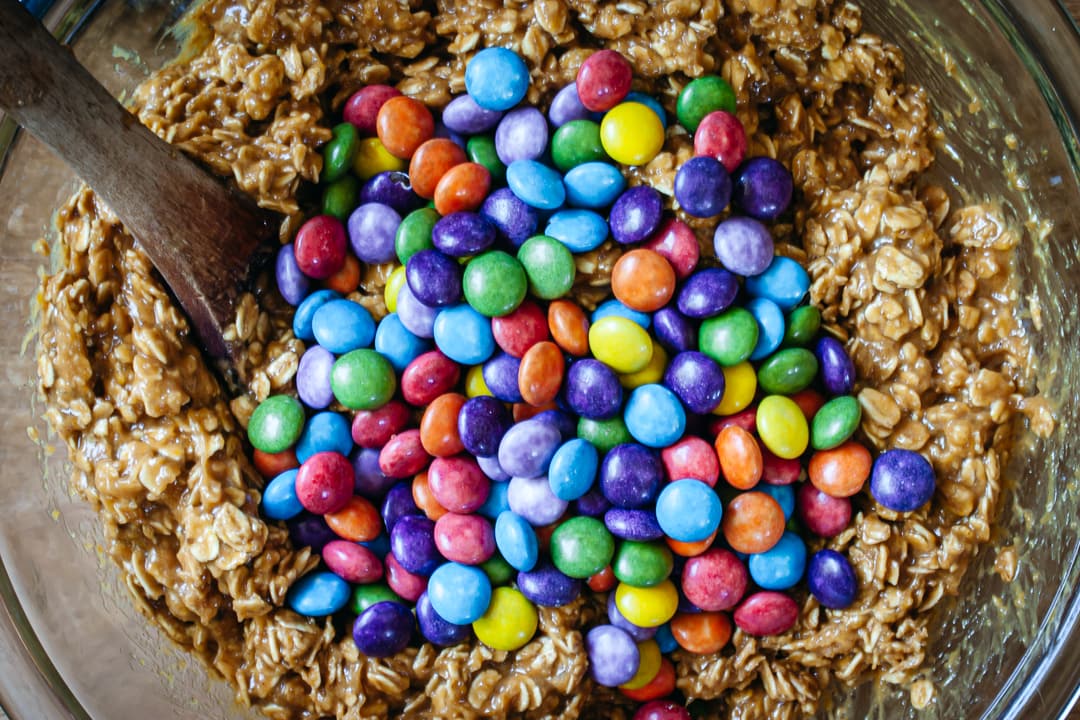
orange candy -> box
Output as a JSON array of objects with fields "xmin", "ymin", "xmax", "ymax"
[
  {"xmin": 253, "ymin": 448, "xmax": 299, "ymax": 479},
  {"xmin": 722, "ymin": 491, "xmax": 785, "ymax": 554},
  {"xmin": 790, "ymin": 388, "xmax": 826, "ymax": 422},
  {"xmin": 620, "ymin": 658, "xmax": 676, "ymax": 702},
  {"xmin": 512, "ymin": 400, "xmax": 559, "ymax": 422},
  {"xmin": 715, "ymin": 425, "xmax": 763, "ymax": 490},
  {"xmin": 324, "ymin": 253, "xmax": 361, "ymax": 294},
  {"xmin": 419, "ymin": 393, "xmax": 467, "ymax": 457},
  {"xmin": 547, "ymin": 299, "xmax": 590, "ymax": 356},
  {"xmin": 412, "ymin": 471, "xmax": 449, "ymax": 521},
  {"xmin": 376, "ymin": 96, "xmax": 434, "ymax": 159},
  {"xmin": 324, "ymin": 496, "xmax": 381, "ymax": 542},
  {"xmin": 518, "ymin": 341, "xmax": 565, "ymax": 407},
  {"xmin": 666, "ymin": 528, "xmax": 717, "ymax": 557},
  {"xmin": 611, "ymin": 249, "xmax": 676, "ymax": 313},
  {"xmin": 670, "ymin": 611, "xmax": 732, "ymax": 655},
  {"xmin": 409, "ymin": 138, "xmax": 467, "ymax": 198},
  {"xmin": 434, "ymin": 162, "xmax": 491, "ymax": 215},
  {"xmin": 588, "ymin": 565, "xmax": 617, "ymax": 592},
  {"xmin": 808, "ymin": 440, "xmax": 872, "ymax": 498}
]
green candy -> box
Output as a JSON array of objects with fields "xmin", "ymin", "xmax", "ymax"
[
  {"xmin": 321, "ymin": 175, "xmax": 359, "ymax": 221},
  {"xmin": 463, "ymin": 250, "xmax": 528, "ymax": 317},
  {"xmin": 517, "ymin": 235, "xmax": 575, "ymax": 300},
  {"xmin": 351, "ymin": 582, "xmax": 403, "ymax": 614},
  {"xmin": 551, "ymin": 120, "xmax": 607, "ymax": 172},
  {"xmin": 783, "ymin": 305, "xmax": 821, "ymax": 347},
  {"xmin": 578, "ymin": 416, "xmax": 632, "ymax": 453},
  {"xmin": 331, "ymin": 349, "xmax": 397, "ymax": 410},
  {"xmin": 613, "ymin": 540, "xmax": 673, "ymax": 588},
  {"xmin": 811, "ymin": 395, "xmax": 862, "ymax": 450},
  {"xmin": 757, "ymin": 348, "xmax": 819, "ymax": 395},
  {"xmin": 396, "ymin": 207, "xmax": 440, "ymax": 264},
  {"xmin": 247, "ymin": 395, "xmax": 305, "ymax": 453},
  {"xmin": 550, "ymin": 516, "xmax": 615, "ymax": 579},
  {"xmin": 480, "ymin": 552, "xmax": 516, "ymax": 585},
  {"xmin": 467, "ymin": 135, "xmax": 506, "ymax": 184},
  {"xmin": 322, "ymin": 122, "xmax": 360, "ymax": 183},
  {"xmin": 699, "ymin": 308, "xmax": 759, "ymax": 367},
  {"xmin": 676, "ymin": 76, "xmax": 737, "ymax": 133}
]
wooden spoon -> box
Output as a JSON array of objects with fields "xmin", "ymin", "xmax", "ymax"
[{"xmin": 0, "ymin": 0, "xmax": 277, "ymax": 374}]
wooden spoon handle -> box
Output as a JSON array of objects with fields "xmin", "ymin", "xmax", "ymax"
[{"xmin": 0, "ymin": 0, "xmax": 275, "ymax": 361}]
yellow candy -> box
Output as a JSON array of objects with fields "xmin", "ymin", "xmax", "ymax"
[
  {"xmin": 465, "ymin": 364, "xmax": 493, "ymax": 397},
  {"xmin": 353, "ymin": 137, "xmax": 407, "ymax": 180},
  {"xmin": 614, "ymin": 579, "xmax": 679, "ymax": 628},
  {"xmin": 473, "ymin": 587, "xmax": 538, "ymax": 651},
  {"xmin": 589, "ymin": 316, "xmax": 653, "ymax": 375},
  {"xmin": 620, "ymin": 640, "xmax": 662, "ymax": 690},
  {"xmin": 600, "ymin": 102, "xmax": 665, "ymax": 166},
  {"xmin": 620, "ymin": 343, "xmax": 667, "ymax": 389},
  {"xmin": 756, "ymin": 395, "xmax": 809, "ymax": 459},
  {"xmin": 714, "ymin": 361, "xmax": 757, "ymax": 416},
  {"xmin": 384, "ymin": 265, "xmax": 406, "ymax": 313}
]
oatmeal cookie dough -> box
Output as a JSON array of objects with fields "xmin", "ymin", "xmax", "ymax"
[{"xmin": 37, "ymin": 0, "xmax": 1051, "ymax": 718}]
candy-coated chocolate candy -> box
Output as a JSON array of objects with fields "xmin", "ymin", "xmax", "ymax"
[
  {"xmin": 783, "ymin": 304, "xmax": 821, "ymax": 347},
  {"xmin": 663, "ymin": 351, "xmax": 725, "ymax": 414},
  {"xmin": 288, "ymin": 513, "xmax": 337, "ymax": 551},
  {"xmin": 376, "ymin": 95, "xmax": 434, "ymax": 158},
  {"xmin": 331, "ymin": 349, "xmax": 396, "ymax": 410},
  {"xmin": 466, "ymin": 134, "xmax": 506, "ymax": 184},
  {"xmin": 517, "ymin": 560, "xmax": 583, "ymax": 607},
  {"xmin": 507, "ymin": 160, "xmax": 566, "ymax": 210},
  {"xmin": 353, "ymin": 447, "xmax": 396, "ymax": 498},
  {"xmin": 644, "ymin": 217, "xmax": 699, "ymax": 280},
  {"xmin": 757, "ymin": 347, "xmax": 818, "ymax": 395},
  {"xmin": 652, "ymin": 307, "xmax": 697, "ymax": 355},
  {"xmin": 432, "ymin": 211, "xmax": 495, "ymax": 258},
  {"xmin": 601, "ymin": 102, "xmax": 665, "ymax": 166},
  {"xmin": 518, "ymin": 235, "xmax": 576, "ymax": 300},
  {"xmin": 592, "ymin": 298, "xmax": 651, "ymax": 330},
  {"xmin": 360, "ymin": 171, "xmax": 424, "ymax": 214},
  {"xmin": 351, "ymin": 582, "xmax": 404, "ymax": 615},
  {"xmin": 809, "ymin": 440, "xmax": 872, "ymax": 498},
  {"xmin": 613, "ymin": 540, "xmax": 674, "ymax": 588},
  {"xmin": 413, "ymin": 472, "xmax": 450, "ymax": 521},
  {"xmin": 311, "ymin": 299, "xmax": 375, "ymax": 354},
  {"xmin": 655, "ymin": 479, "xmax": 722, "ymax": 543},
  {"xmin": 434, "ymin": 162, "xmax": 491, "ymax": 215},
  {"xmin": 287, "ymin": 571, "xmax": 351, "ymax": 617},
  {"xmin": 577, "ymin": 50, "xmax": 633, "ymax": 112},
  {"xmin": 262, "ymin": 469, "xmax": 303, "ymax": 520},
  {"xmin": 379, "ymin": 429, "xmax": 431, "ymax": 479},
  {"xmin": 385, "ymin": 551, "xmax": 428, "ymax": 601},
  {"xmin": 495, "ymin": 510, "xmax": 539, "ymax": 572},
  {"xmin": 294, "ymin": 215, "xmax": 347, "ymax": 280},
  {"xmin": 491, "ymin": 300, "xmax": 548, "ymax": 357},
  {"xmin": 611, "ymin": 249, "xmax": 675, "ymax": 313},
  {"xmin": 442, "ymin": 93, "xmax": 503, "ymax": 134},
  {"xmin": 428, "ymin": 562, "xmax": 492, "ymax": 624},
  {"xmin": 384, "ymin": 266, "xmax": 406, "ymax": 313},
  {"xmin": 507, "ymin": 474, "xmax": 568, "ymax": 526},
  {"xmin": 625, "ymin": 384, "xmax": 687, "ymax": 449},
  {"xmin": 815, "ymin": 335, "xmax": 856, "ymax": 395},
  {"xmin": 348, "ymin": 202, "xmax": 401, "ymax": 264},
  {"xmin": 614, "ymin": 579, "xmax": 679, "ymax": 628},
  {"xmin": 563, "ymin": 160, "xmax": 625, "ymax": 208},
  {"xmin": 417, "ymin": 591, "xmax": 473, "ymax": 646},
  {"xmin": 604, "ymin": 508, "xmax": 664, "ymax": 542},
  {"xmin": 550, "ymin": 515, "xmax": 615, "ymax": 579},
  {"xmin": 433, "ymin": 304, "xmax": 496, "ymax": 365},
  {"xmin": 390, "ymin": 514, "xmax": 442, "ymax": 576},
  {"xmin": 465, "ymin": 47, "xmax": 529, "ymax": 111},
  {"xmin": 674, "ymin": 156, "xmax": 730, "ymax": 218},
  {"xmin": 323, "ymin": 250, "xmax": 361, "ymax": 293},
  {"xmin": 714, "ymin": 361, "xmax": 757, "ymax": 415},
  {"xmin": 578, "ymin": 416, "xmax": 633, "ymax": 454},
  {"xmin": 746, "ymin": 297, "xmax": 785, "ymax": 362},
  {"xmin": 518, "ymin": 341, "xmax": 565, "ymax": 407},
  {"xmin": 733, "ymin": 156, "xmax": 794, "ymax": 221},
  {"xmin": 565, "ymin": 359, "xmax": 623, "ymax": 420},
  {"xmin": 714, "ymin": 425, "xmax": 762, "ymax": 490},
  {"xmin": 401, "ymin": 350, "xmax": 460, "ymax": 407},
  {"xmin": 587, "ymin": 624, "xmax": 640, "ymax": 687},
  {"xmin": 405, "ymin": 249, "xmax": 462, "ymax": 308},
  {"xmin": 756, "ymin": 395, "xmax": 809, "ymax": 460},
  {"xmin": 409, "ymin": 138, "xmax": 467, "ymax": 198},
  {"xmin": 553, "ymin": 121, "xmax": 608, "ymax": 173},
  {"xmin": 483, "ymin": 352, "xmax": 524, "ymax": 403},
  {"xmin": 680, "ymin": 547, "xmax": 747, "ymax": 611},
  {"xmin": 620, "ymin": 639, "xmax": 662, "ymax": 690},
  {"xmin": 661, "ymin": 436, "xmax": 720, "ymax": 487},
  {"xmin": 275, "ymin": 243, "xmax": 309, "ymax": 306},
  {"xmin": 693, "ymin": 110, "xmax": 746, "ymax": 172},
  {"xmin": 457, "ymin": 396, "xmax": 511, "ymax": 458},
  {"xmin": 676, "ymin": 76, "xmax": 736, "ymax": 132},
  {"xmin": 722, "ymin": 491, "xmax": 785, "ymax": 554},
  {"xmin": 811, "ymin": 395, "xmax": 861, "ymax": 450},
  {"xmin": 495, "ymin": 106, "xmax": 549, "ymax": 164},
  {"xmin": 621, "ymin": 658, "xmax": 677, "ymax": 703},
  {"xmin": 607, "ymin": 590, "xmax": 658, "ymax": 641},
  {"xmin": 427, "ymin": 455, "xmax": 490, "ymax": 514},
  {"xmin": 746, "ymin": 255, "xmax": 809, "ymax": 310},
  {"xmin": 870, "ymin": 448, "xmax": 936, "ymax": 511},
  {"xmin": 344, "ymin": 85, "xmax": 401, "ymax": 134},
  {"xmin": 548, "ymin": 299, "xmax": 590, "ymax": 356},
  {"xmin": 254, "ymin": 447, "xmax": 299, "ymax": 479},
  {"xmin": 325, "ymin": 493, "xmax": 381, "ymax": 542},
  {"xmin": 352, "ymin": 137, "xmax": 407, "ymax": 180},
  {"xmin": 296, "ymin": 451, "xmax": 353, "ymax": 515},
  {"xmin": 600, "ymin": 443, "xmax": 663, "ymax": 509},
  {"xmin": 374, "ymin": 313, "xmax": 431, "ymax": 371},
  {"xmin": 419, "ymin": 393, "xmax": 466, "ymax": 457},
  {"xmin": 610, "ymin": 186, "xmax": 664, "ymax": 244},
  {"xmin": 248, "ymin": 395, "xmax": 305, "ymax": 453},
  {"xmin": 625, "ymin": 91, "xmax": 667, "ymax": 128},
  {"xmin": 700, "ymin": 308, "xmax": 758, "ymax": 367},
  {"xmin": 713, "ymin": 218, "xmax": 774, "ymax": 278},
  {"xmin": 619, "ymin": 343, "xmax": 668, "ymax": 390},
  {"xmin": 549, "ymin": 83, "xmax": 593, "ymax": 127},
  {"xmin": 589, "ymin": 565, "xmax": 618, "ymax": 593},
  {"xmin": 733, "ymin": 591, "xmax": 798, "ymax": 636},
  {"xmin": 670, "ymin": 611, "xmax": 732, "ymax": 655},
  {"xmin": 481, "ymin": 187, "xmax": 539, "ymax": 247},
  {"xmin": 380, "ymin": 482, "xmax": 421, "ymax": 534},
  {"xmin": 473, "ymin": 586, "xmax": 538, "ymax": 651},
  {"xmin": 590, "ymin": 316, "xmax": 653, "ymax": 374},
  {"xmin": 545, "ymin": 208, "xmax": 609, "ymax": 252},
  {"xmin": 477, "ymin": 479, "xmax": 511, "ymax": 518},
  {"xmin": 807, "ymin": 549, "xmax": 858, "ymax": 608},
  {"xmin": 323, "ymin": 540, "xmax": 383, "ymax": 584},
  {"xmin": 294, "ymin": 289, "xmax": 340, "ymax": 341},
  {"xmin": 462, "ymin": 250, "xmax": 528, "ymax": 317},
  {"xmin": 748, "ymin": 528, "xmax": 805, "ymax": 591},
  {"xmin": 499, "ymin": 417, "xmax": 564, "ymax": 478},
  {"xmin": 465, "ymin": 365, "xmax": 492, "ymax": 397}
]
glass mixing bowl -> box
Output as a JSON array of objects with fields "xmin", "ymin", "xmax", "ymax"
[{"xmin": 1, "ymin": 1, "xmax": 1078, "ymax": 718}]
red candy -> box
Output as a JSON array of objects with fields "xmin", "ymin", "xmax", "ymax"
[
  {"xmin": 344, "ymin": 84, "xmax": 402, "ymax": 135},
  {"xmin": 385, "ymin": 551, "xmax": 428, "ymax": 602},
  {"xmin": 434, "ymin": 162, "xmax": 491, "ymax": 215},
  {"xmin": 761, "ymin": 448, "xmax": 801, "ymax": 485},
  {"xmin": 633, "ymin": 699, "xmax": 690, "ymax": 720},
  {"xmin": 427, "ymin": 455, "xmax": 490, "ymax": 513},
  {"xmin": 293, "ymin": 215, "xmax": 347, "ymax": 280},
  {"xmin": 253, "ymin": 448, "xmax": 298, "ymax": 479},
  {"xmin": 547, "ymin": 299, "xmax": 590, "ymax": 356},
  {"xmin": 693, "ymin": 110, "xmax": 747, "ymax": 173},
  {"xmin": 518, "ymin": 341, "xmax": 565, "ymax": 407},
  {"xmin": 722, "ymin": 491, "xmax": 785, "ymax": 554},
  {"xmin": 643, "ymin": 217, "xmax": 700, "ymax": 280},
  {"xmin": 401, "ymin": 351, "xmax": 461, "ymax": 407},
  {"xmin": 796, "ymin": 482, "xmax": 852, "ymax": 537},
  {"xmin": 708, "ymin": 406, "xmax": 757, "ymax": 436},
  {"xmin": 351, "ymin": 400, "xmax": 411, "ymax": 449},
  {"xmin": 587, "ymin": 565, "xmax": 617, "ymax": 592},
  {"xmin": 434, "ymin": 513, "xmax": 496, "ymax": 565},
  {"xmin": 420, "ymin": 393, "xmax": 467, "ymax": 457},
  {"xmin": 295, "ymin": 451, "xmax": 353, "ymax": 514},
  {"xmin": 661, "ymin": 436, "xmax": 719, "ymax": 487},
  {"xmin": 790, "ymin": 388, "xmax": 826, "ymax": 422},
  {"xmin": 492, "ymin": 300, "xmax": 549, "ymax": 357},
  {"xmin": 409, "ymin": 138, "xmax": 467, "ymax": 198},
  {"xmin": 715, "ymin": 425, "xmax": 763, "ymax": 490},
  {"xmin": 680, "ymin": 547, "xmax": 748, "ymax": 611},
  {"xmin": 376, "ymin": 95, "xmax": 434, "ymax": 159},
  {"xmin": 325, "ymin": 496, "xmax": 382, "ymax": 542},
  {"xmin": 733, "ymin": 591, "xmax": 799, "ymax": 636},
  {"xmin": 379, "ymin": 429, "xmax": 431, "ymax": 478},
  {"xmin": 621, "ymin": 658, "xmax": 676, "ymax": 702},
  {"xmin": 322, "ymin": 540, "xmax": 383, "ymax": 583},
  {"xmin": 576, "ymin": 49, "xmax": 632, "ymax": 112}
]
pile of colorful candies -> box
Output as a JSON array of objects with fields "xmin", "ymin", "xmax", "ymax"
[{"xmin": 254, "ymin": 46, "xmax": 938, "ymax": 706}]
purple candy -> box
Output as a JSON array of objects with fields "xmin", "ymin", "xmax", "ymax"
[
  {"xmin": 433, "ymin": 119, "xmax": 467, "ymax": 149},
  {"xmin": 406, "ymin": 249, "xmax": 462, "ymax": 307},
  {"xmin": 381, "ymin": 481, "xmax": 421, "ymax": 534},
  {"xmin": 481, "ymin": 187, "xmax": 541, "ymax": 248},
  {"xmin": 607, "ymin": 591, "xmax": 658, "ymax": 641},
  {"xmin": 574, "ymin": 487, "xmax": 611, "ymax": 517},
  {"xmin": 432, "ymin": 211, "xmax": 497, "ymax": 258},
  {"xmin": 677, "ymin": 268, "xmax": 739, "ymax": 319},
  {"xmin": 674, "ymin": 156, "xmax": 732, "ymax": 218},
  {"xmin": 286, "ymin": 512, "xmax": 337, "ymax": 552},
  {"xmin": 870, "ymin": 449, "xmax": 936, "ymax": 512},
  {"xmin": 677, "ymin": 588, "xmax": 703, "ymax": 614},
  {"xmin": 296, "ymin": 345, "xmax": 335, "ymax": 409},
  {"xmin": 352, "ymin": 447, "xmax": 396, "ymax": 498},
  {"xmin": 495, "ymin": 107, "xmax": 550, "ymax": 165},
  {"xmin": 733, "ymin": 157, "xmax": 793, "ymax": 221},
  {"xmin": 600, "ymin": 443, "xmax": 663, "ymax": 509},
  {"xmin": 652, "ymin": 306, "xmax": 697, "ymax": 353},
  {"xmin": 396, "ymin": 283, "xmax": 439, "ymax": 339},
  {"xmin": 663, "ymin": 351, "xmax": 726, "ymax": 414},
  {"xmin": 586, "ymin": 624, "xmax": 640, "ymax": 687},
  {"xmin": 814, "ymin": 335, "xmax": 855, "ymax": 395},
  {"xmin": 498, "ymin": 419, "xmax": 562, "ymax": 479},
  {"xmin": 458, "ymin": 396, "xmax": 512, "ymax": 458},
  {"xmin": 275, "ymin": 243, "xmax": 310, "ymax": 305},
  {"xmin": 609, "ymin": 186, "xmax": 663, "ymax": 244},
  {"xmin": 483, "ymin": 352, "xmax": 524, "ymax": 403},
  {"xmin": 507, "ymin": 474, "xmax": 568, "ymax": 526},
  {"xmin": 806, "ymin": 549, "xmax": 858, "ymax": 609},
  {"xmin": 564, "ymin": 359, "xmax": 623, "ymax": 420},
  {"xmin": 477, "ymin": 453, "xmax": 512, "ymax": 481},
  {"xmin": 517, "ymin": 560, "xmax": 582, "ymax": 607},
  {"xmin": 417, "ymin": 591, "xmax": 473, "ymax": 645},
  {"xmin": 348, "ymin": 202, "xmax": 402, "ymax": 264},
  {"xmin": 532, "ymin": 409, "xmax": 577, "ymax": 442},
  {"xmin": 442, "ymin": 94, "xmax": 504, "ymax": 134},
  {"xmin": 360, "ymin": 171, "xmax": 424, "ymax": 214},
  {"xmin": 390, "ymin": 515, "xmax": 443, "ymax": 576},
  {"xmin": 549, "ymin": 83, "xmax": 592, "ymax": 127},
  {"xmin": 713, "ymin": 216, "xmax": 775, "ymax": 276},
  {"xmin": 604, "ymin": 508, "xmax": 665, "ymax": 542},
  {"xmin": 353, "ymin": 601, "xmax": 414, "ymax": 658}
]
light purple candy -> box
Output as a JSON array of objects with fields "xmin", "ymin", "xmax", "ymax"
[
  {"xmin": 275, "ymin": 243, "xmax": 310, "ymax": 305},
  {"xmin": 652, "ymin": 306, "xmax": 697, "ymax": 353},
  {"xmin": 507, "ymin": 474, "xmax": 568, "ymax": 526},
  {"xmin": 296, "ymin": 345, "xmax": 335, "ymax": 409},
  {"xmin": 495, "ymin": 107, "xmax": 550, "ymax": 165},
  {"xmin": 677, "ymin": 268, "xmax": 739, "ymax": 319},
  {"xmin": 352, "ymin": 447, "xmax": 396, "ymax": 498},
  {"xmin": 442, "ymin": 94, "xmax": 504, "ymax": 134},
  {"xmin": 480, "ymin": 187, "xmax": 540, "ymax": 248},
  {"xmin": 549, "ymin": 83, "xmax": 591, "ymax": 127},
  {"xmin": 609, "ymin": 186, "xmax": 663, "ymax": 244},
  {"xmin": 607, "ymin": 592, "xmax": 658, "ymax": 641},
  {"xmin": 604, "ymin": 508, "xmax": 665, "ymax": 542},
  {"xmin": 482, "ymin": 352, "xmax": 524, "ymax": 403},
  {"xmin": 478, "ymin": 453, "xmax": 512, "ymax": 481},
  {"xmin": 348, "ymin": 202, "xmax": 401, "ymax": 264},
  {"xmin": 586, "ymin": 624, "xmax": 640, "ymax": 687},
  {"xmin": 396, "ymin": 283, "xmax": 439, "ymax": 339},
  {"xmin": 713, "ymin": 216, "xmax": 775, "ymax": 277},
  {"xmin": 498, "ymin": 419, "xmax": 562, "ymax": 478},
  {"xmin": 360, "ymin": 171, "xmax": 423, "ymax": 215}
]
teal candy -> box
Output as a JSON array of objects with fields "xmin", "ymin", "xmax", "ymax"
[
  {"xmin": 624, "ymin": 384, "xmax": 687, "ymax": 449},
  {"xmin": 783, "ymin": 305, "xmax": 821, "ymax": 347},
  {"xmin": 757, "ymin": 348, "xmax": 819, "ymax": 395},
  {"xmin": 548, "ymin": 438, "xmax": 599, "ymax": 501},
  {"xmin": 262, "ymin": 469, "xmax": 303, "ymax": 520},
  {"xmin": 330, "ymin": 349, "xmax": 396, "ymax": 410},
  {"xmin": 287, "ymin": 570, "xmax": 351, "ymax": 616},
  {"xmin": 248, "ymin": 395, "xmax": 305, "ymax": 453},
  {"xmin": 545, "ymin": 209, "xmax": 609, "ymax": 252},
  {"xmin": 517, "ymin": 235, "xmax": 576, "ymax": 300},
  {"xmin": 811, "ymin": 395, "xmax": 862, "ymax": 450},
  {"xmin": 433, "ymin": 304, "xmax": 497, "ymax": 364},
  {"xmin": 550, "ymin": 516, "xmax": 615, "ymax": 579},
  {"xmin": 551, "ymin": 120, "xmax": 608, "ymax": 172},
  {"xmin": 748, "ymin": 531, "xmax": 806, "ymax": 590},
  {"xmin": 506, "ymin": 160, "xmax": 566, "ymax": 210},
  {"xmin": 747, "ymin": 297, "xmax": 785, "ymax": 362},
  {"xmin": 563, "ymin": 162, "xmax": 626, "ymax": 208},
  {"xmin": 396, "ymin": 207, "xmax": 440, "ymax": 264},
  {"xmin": 428, "ymin": 563, "xmax": 492, "ymax": 624},
  {"xmin": 613, "ymin": 540, "xmax": 674, "ymax": 588},
  {"xmin": 495, "ymin": 511, "xmax": 539, "ymax": 572},
  {"xmin": 745, "ymin": 256, "xmax": 810, "ymax": 310},
  {"xmin": 655, "ymin": 478, "xmax": 722, "ymax": 543},
  {"xmin": 699, "ymin": 307, "xmax": 759, "ymax": 367},
  {"xmin": 577, "ymin": 416, "xmax": 633, "ymax": 453}
]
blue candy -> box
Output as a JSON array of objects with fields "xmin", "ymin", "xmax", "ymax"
[
  {"xmin": 746, "ymin": 297, "xmax": 786, "ymax": 362},
  {"xmin": 624, "ymin": 92, "xmax": 668, "ymax": 129},
  {"xmin": 591, "ymin": 298, "xmax": 651, "ymax": 330},
  {"xmin": 478, "ymin": 479, "xmax": 511, "ymax": 518},
  {"xmin": 548, "ymin": 438, "xmax": 599, "ymax": 501},
  {"xmin": 507, "ymin": 160, "xmax": 566, "ymax": 210},
  {"xmin": 262, "ymin": 469, "xmax": 303, "ymax": 520},
  {"xmin": 494, "ymin": 510, "xmax": 539, "ymax": 572},
  {"xmin": 624, "ymin": 384, "xmax": 687, "ymax": 449},
  {"xmin": 360, "ymin": 533, "xmax": 391, "ymax": 559},
  {"xmin": 433, "ymin": 304, "xmax": 496, "ymax": 365},
  {"xmin": 757, "ymin": 482, "xmax": 795, "ymax": 520},
  {"xmin": 745, "ymin": 256, "xmax": 810, "ymax": 310},
  {"xmin": 748, "ymin": 531, "xmax": 806, "ymax": 590},
  {"xmin": 287, "ymin": 571, "xmax": 351, "ymax": 616},
  {"xmin": 427, "ymin": 562, "xmax": 492, "ymax": 624},
  {"xmin": 654, "ymin": 622, "xmax": 678, "ymax": 654},
  {"xmin": 295, "ymin": 411, "xmax": 353, "ymax": 463},
  {"xmin": 563, "ymin": 162, "xmax": 626, "ymax": 208},
  {"xmin": 375, "ymin": 313, "xmax": 431, "ymax": 371},
  {"xmin": 545, "ymin": 209, "xmax": 609, "ymax": 252},
  {"xmin": 465, "ymin": 48, "xmax": 529, "ymax": 112},
  {"xmin": 655, "ymin": 478, "xmax": 722, "ymax": 542},
  {"xmin": 293, "ymin": 289, "xmax": 341, "ymax": 341},
  {"xmin": 311, "ymin": 298, "xmax": 375, "ymax": 353}
]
